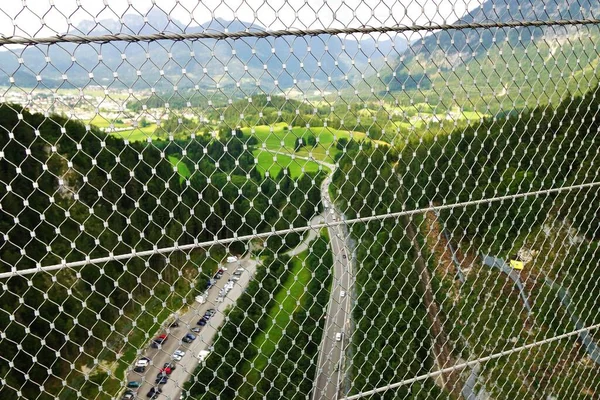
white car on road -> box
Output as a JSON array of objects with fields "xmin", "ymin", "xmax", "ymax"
[
  {"xmin": 172, "ymin": 349, "xmax": 186, "ymax": 361},
  {"xmin": 135, "ymin": 358, "xmax": 150, "ymax": 368},
  {"xmin": 335, "ymin": 332, "xmax": 343, "ymax": 341},
  {"xmin": 340, "ymin": 290, "xmax": 346, "ymax": 298}
]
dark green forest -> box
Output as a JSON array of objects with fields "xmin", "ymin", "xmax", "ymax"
[
  {"xmin": 330, "ymin": 85, "xmax": 600, "ymax": 398},
  {"xmin": 331, "ymin": 144, "xmax": 444, "ymax": 398},
  {"xmin": 0, "ymin": 104, "xmax": 324, "ymax": 399},
  {"xmin": 399, "ymin": 87, "xmax": 600, "ymax": 252},
  {"xmin": 405, "ymin": 87, "xmax": 600, "ymax": 399},
  {"xmin": 1, "ymin": 77, "xmax": 599, "ymax": 399}
]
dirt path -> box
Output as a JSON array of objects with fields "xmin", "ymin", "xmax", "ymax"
[
  {"xmin": 286, "ymin": 215, "xmax": 325, "ymax": 257},
  {"xmin": 404, "ymin": 216, "xmax": 461, "ymax": 397},
  {"xmin": 263, "ymin": 149, "xmax": 336, "ymax": 171}
]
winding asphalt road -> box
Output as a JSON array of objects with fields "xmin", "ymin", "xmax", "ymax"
[
  {"xmin": 124, "ymin": 148, "xmax": 352, "ymax": 400},
  {"xmin": 312, "ymin": 173, "xmax": 353, "ymax": 400},
  {"xmin": 263, "ymin": 147, "xmax": 353, "ymax": 400}
]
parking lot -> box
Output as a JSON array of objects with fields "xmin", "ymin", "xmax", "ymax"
[{"xmin": 123, "ymin": 256, "xmax": 258, "ymax": 399}]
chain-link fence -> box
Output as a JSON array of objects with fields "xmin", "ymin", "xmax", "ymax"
[{"xmin": 0, "ymin": 1, "xmax": 599, "ymax": 399}]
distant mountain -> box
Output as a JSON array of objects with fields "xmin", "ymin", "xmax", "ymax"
[
  {"xmin": 384, "ymin": 0, "xmax": 600, "ymax": 110},
  {"xmin": 0, "ymin": 11, "xmax": 407, "ymax": 93}
]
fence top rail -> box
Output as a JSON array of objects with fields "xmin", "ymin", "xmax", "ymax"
[{"xmin": 2, "ymin": 18, "xmax": 600, "ymax": 46}]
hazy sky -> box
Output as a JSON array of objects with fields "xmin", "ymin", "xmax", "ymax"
[{"xmin": 0, "ymin": 0, "xmax": 482, "ymax": 37}]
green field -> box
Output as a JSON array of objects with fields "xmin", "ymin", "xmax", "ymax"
[
  {"xmin": 248, "ymin": 123, "xmax": 380, "ymax": 178},
  {"xmin": 86, "ymin": 115, "xmax": 130, "ymax": 128},
  {"xmin": 239, "ymin": 251, "xmax": 312, "ymax": 392},
  {"xmin": 108, "ymin": 124, "xmax": 159, "ymax": 142},
  {"xmin": 86, "ymin": 116, "xmax": 161, "ymax": 142},
  {"xmin": 253, "ymin": 149, "xmax": 328, "ymax": 178},
  {"xmin": 168, "ymin": 155, "xmax": 191, "ymax": 183},
  {"xmin": 246, "ymin": 124, "xmax": 371, "ymax": 162}
]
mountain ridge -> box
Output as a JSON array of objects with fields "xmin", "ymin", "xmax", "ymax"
[
  {"xmin": 0, "ymin": 14, "xmax": 407, "ymax": 93},
  {"xmin": 381, "ymin": 0, "xmax": 600, "ymax": 110},
  {"xmin": 406, "ymin": 0, "xmax": 600, "ymax": 70}
]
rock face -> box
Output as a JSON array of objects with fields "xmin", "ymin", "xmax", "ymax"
[{"xmin": 516, "ymin": 248, "xmax": 537, "ymax": 264}]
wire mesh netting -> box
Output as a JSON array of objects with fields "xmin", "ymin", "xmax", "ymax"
[{"xmin": 0, "ymin": 0, "xmax": 599, "ymax": 399}]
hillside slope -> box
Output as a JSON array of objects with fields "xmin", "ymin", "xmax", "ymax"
[
  {"xmin": 401, "ymin": 83, "xmax": 600, "ymax": 396},
  {"xmin": 330, "ymin": 82, "xmax": 600, "ymax": 399},
  {"xmin": 383, "ymin": 0, "xmax": 600, "ymax": 111}
]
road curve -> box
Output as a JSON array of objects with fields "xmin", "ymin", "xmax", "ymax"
[
  {"xmin": 263, "ymin": 147, "xmax": 353, "ymax": 400},
  {"xmin": 286, "ymin": 214, "xmax": 325, "ymax": 258},
  {"xmin": 124, "ymin": 148, "xmax": 352, "ymax": 400}
]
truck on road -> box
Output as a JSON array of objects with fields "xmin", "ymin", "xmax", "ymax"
[{"xmin": 195, "ymin": 293, "xmax": 207, "ymax": 304}]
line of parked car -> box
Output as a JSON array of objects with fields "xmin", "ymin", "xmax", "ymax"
[
  {"xmin": 216, "ymin": 268, "xmax": 244, "ymax": 302},
  {"xmin": 121, "ymin": 260, "xmax": 244, "ymax": 400},
  {"xmin": 197, "ymin": 308, "xmax": 216, "ymax": 326},
  {"xmin": 123, "ymin": 355, "xmax": 183, "ymax": 399},
  {"xmin": 123, "ymin": 330, "xmax": 199, "ymax": 399}
]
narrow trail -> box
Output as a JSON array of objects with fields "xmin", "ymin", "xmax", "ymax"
[
  {"xmin": 425, "ymin": 210, "xmax": 491, "ymax": 400},
  {"xmin": 260, "ymin": 148, "xmax": 336, "ymax": 170},
  {"xmin": 286, "ymin": 215, "xmax": 325, "ymax": 257}
]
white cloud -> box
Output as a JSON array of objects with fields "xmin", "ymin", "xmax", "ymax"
[{"xmin": 0, "ymin": 0, "xmax": 482, "ymax": 37}]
